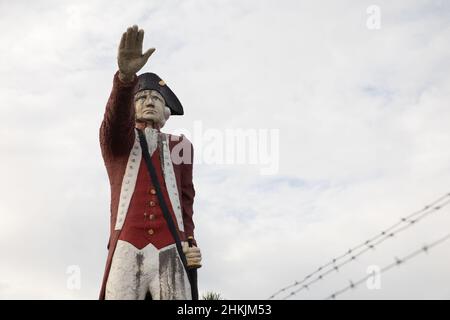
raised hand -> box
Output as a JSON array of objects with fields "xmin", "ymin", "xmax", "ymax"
[{"xmin": 117, "ymin": 25, "xmax": 155, "ymax": 82}]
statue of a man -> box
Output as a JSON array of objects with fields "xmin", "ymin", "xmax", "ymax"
[{"xmin": 99, "ymin": 25, "xmax": 202, "ymax": 300}]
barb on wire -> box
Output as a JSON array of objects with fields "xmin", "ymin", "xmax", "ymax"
[
  {"xmin": 268, "ymin": 191, "xmax": 450, "ymax": 299},
  {"xmin": 325, "ymin": 232, "xmax": 450, "ymax": 300}
]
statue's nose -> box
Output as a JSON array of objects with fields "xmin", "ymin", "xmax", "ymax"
[{"xmin": 145, "ymin": 98, "xmax": 155, "ymax": 107}]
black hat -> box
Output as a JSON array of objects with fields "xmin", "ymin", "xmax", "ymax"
[{"xmin": 134, "ymin": 72, "xmax": 184, "ymax": 116}]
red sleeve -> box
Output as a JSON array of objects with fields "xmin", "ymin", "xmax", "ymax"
[
  {"xmin": 181, "ymin": 136, "xmax": 197, "ymax": 246},
  {"xmin": 99, "ymin": 71, "xmax": 138, "ymax": 159}
]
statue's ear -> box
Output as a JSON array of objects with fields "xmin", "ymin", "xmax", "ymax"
[
  {"xmin": 164, "ymin": 106, "xmax": 171, "ymax": 120},
  {"xmin": 159, "ymin": 106, "xmax": 171, "ymax": 129}
]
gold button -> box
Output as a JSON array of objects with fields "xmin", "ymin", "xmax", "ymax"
[
  {"xmin": 149, "ymin": 214, "xmax": 155, "ymax": 220},
  {"xmin": 158, "ymin": 80, "xmax": 166, "ymax": 86},
  {"xmin": 149, "ymin": 201, "xmax": 156, "ymax": 207},
  {"xmin": 149, "ymin": 188, "xmax": 156, "ymax": 195},
  {"xmin": 148, "ymin": 229, "xmax": 154, "ymax": 235}
]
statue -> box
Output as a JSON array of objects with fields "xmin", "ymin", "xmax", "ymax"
[{"xmin": 99, "ymin": 25, "xmax": 202, "ymax": 300}]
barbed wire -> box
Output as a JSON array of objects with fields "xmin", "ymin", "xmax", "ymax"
[
  {"xmin": 280, "ymin": 199, "xmax": 450, "ymax": 300},
  {"xmin": 325, "ymin": 232, "xmax": 450, "ymax": 299},
  {"xmin": 268, "ymin": 191, "xmax": 450, "ymax": 299}
]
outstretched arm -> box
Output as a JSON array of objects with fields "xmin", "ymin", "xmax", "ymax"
[
  {"xmin": 100, "ymin": 25, "xmax": 156, "ymax": 158},
  {"xmin": 99, "ymin": 71, "xmax": 137, "ymax": 158}
]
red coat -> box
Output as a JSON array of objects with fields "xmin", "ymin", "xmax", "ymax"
[{"xmin": 98, "ymin": 71, "xmax": 196, "ymax": 300}]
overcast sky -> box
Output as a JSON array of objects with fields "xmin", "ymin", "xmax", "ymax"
[{"xmin": 1, "ymin": 0, "xmax": 450, "ymax": 299}]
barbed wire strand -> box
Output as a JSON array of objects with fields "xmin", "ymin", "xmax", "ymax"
[
  {"xmin": 325, "ymin": 232, "xmax": 450, "ymax": 300},
  {"xmin": 274, "ymin": 194, "xmax": 450, "ymax": 299},
  {"xmin": 268, "ymin": 191, "xmax": 450, "ymax": 299},
  {"xmin": 279, "ymin": 199, "xmax": 450, "ymax": 299}
]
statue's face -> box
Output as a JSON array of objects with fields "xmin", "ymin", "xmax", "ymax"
[{"xmin": 134, "ymin": 89, "xmax": 166, "ymax": 125}]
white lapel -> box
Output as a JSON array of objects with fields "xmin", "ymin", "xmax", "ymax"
[
  {"xmin": 114, "ymin": 131, "xmax": 142, "ymax": 230},
  {"xmin": 161, "ymin": 134, "xmax": 184, "ymax": 232}
]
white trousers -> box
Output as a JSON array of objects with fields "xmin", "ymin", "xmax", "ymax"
[{"xmin": 105, "ymin": 240, "xmax": 192, "ymax": 300}]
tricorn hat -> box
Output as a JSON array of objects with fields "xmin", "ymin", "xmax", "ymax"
[{"xmin": 134, "ymin": 72, "xmax": 184, "ymax": 116}]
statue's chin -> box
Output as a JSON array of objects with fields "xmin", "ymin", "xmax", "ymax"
[{"xmin": 136, "ymin": 116, "xmax": 162, "ymax": 127}]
